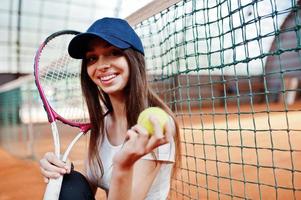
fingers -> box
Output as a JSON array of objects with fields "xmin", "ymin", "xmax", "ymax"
[
  {"xmin": 131, "ymin": 124, "xmax": 148, "ymax": 136},
  {"xmin": 163, "ymin": 117, "xmax": 174, "ymax": 141},
  {"xmin": 43, "ymin": 177, "xmax": 49, "ymax": 184},
  {"xmin": 129, "ymin": 116, "xmax": 171, "ymax": 153},
  {"xmin": 44, "ymin": 152, "xmax": 66, "ymax": 168},
  {"xmin": 149, "ymin": 115, "xmax": 164, "ymax": 138},
  {"xmin": 114, "ymin": 116, "xmax": 175, "ymax": 169},
  {"xmin": 65, "ymin": 160, "xmax": 72, "ymax": 174},
  {"xmin": 39, "ymin": 152, "xmax": 71, "ymax": 181},
  {"xmin": 39, "ymin": 165, "xmax": 61, "ymax": 180},
  {"xmin": 126, "ymin": 128, "xmax": 139, "ymax": 141}
]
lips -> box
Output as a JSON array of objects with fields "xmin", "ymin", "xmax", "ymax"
[
  {"xmin": 97, "ymin": 73, "xmax": 117, "ymax": 84},
  {"xmin": 100, "ymin": 74, "xmax": 116, "ymax": 81}
]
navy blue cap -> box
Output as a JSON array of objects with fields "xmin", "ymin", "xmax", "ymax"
[{"xmin": 68, "ymin": 17, "xmax": 144, "ymax": 59}]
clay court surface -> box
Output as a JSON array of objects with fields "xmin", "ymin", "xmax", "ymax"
[
  {"xmin": 0, "ymin": 103, "xmax": 300, "ymax": 199},
  {"xmin": 0, "ymin": 148, "xmax": 44, "ymax": 200},
  {"xmin": 0, "ymin": 149, "xmax": 106, "ymax": 199}
]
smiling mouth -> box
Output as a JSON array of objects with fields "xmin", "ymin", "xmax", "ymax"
[{"xmin": 100, "ymin": 74, "xmax": 117, "ymax": 82}]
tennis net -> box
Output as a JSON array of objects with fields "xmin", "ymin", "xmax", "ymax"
[
  {"xmin": 0, "ymin": 0, "xmax": 300, "ymax": 199},
  {"xmin": 127, "ymin": 0, "xmax": 301, "ymax": 199}
]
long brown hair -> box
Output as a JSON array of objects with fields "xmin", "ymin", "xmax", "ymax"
[{"xmin": 81, "ymin": 48, "xmax": 181, "ymax": 185}]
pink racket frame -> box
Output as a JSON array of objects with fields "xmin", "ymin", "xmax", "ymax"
[{"xmin": 34, "ymin": 30, "xmax": 91, "ymax": 133}]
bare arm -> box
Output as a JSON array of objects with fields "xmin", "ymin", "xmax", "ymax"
[
  {"xmin": 109, "ymin": 160, "xmax": 161, "ymax": 200},
  {"xmin": 108, "ymin": 116, "xmax": 174, "ymax": 200}
]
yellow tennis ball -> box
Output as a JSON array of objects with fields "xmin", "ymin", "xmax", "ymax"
[{"xmin": 137, "ymin": 107, "xmax": 169, "ymax": 135}]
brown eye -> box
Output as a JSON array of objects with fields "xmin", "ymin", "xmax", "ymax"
[
  {"xmin": 110, "ymin": 49, "xmax": 123, "ymax": 57},
  {"xmin": 85, "ymin": 55, "xmax": 97, "ymax": 65}
]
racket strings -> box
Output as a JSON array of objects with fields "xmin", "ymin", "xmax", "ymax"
[{"xmin": 38, "ymin": 34, "xmax": 89, "ymax": 123}]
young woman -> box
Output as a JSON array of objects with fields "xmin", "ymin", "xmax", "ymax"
[{"xmin": 39, "ymin": 17, "xmax": 181, "ymax": 200}]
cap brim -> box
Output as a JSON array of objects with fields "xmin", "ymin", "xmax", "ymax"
[{"xmin": 68, "ymin": 32, "xmax": 131, "ymax": 59}]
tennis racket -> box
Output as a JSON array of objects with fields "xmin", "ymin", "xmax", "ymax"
[{"xmin": 34, "ymin": 30, "xmax": 91, "ymax": 200}]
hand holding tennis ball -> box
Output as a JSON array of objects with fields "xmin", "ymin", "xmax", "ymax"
[{"xmin": 137, "ymin": 107, "xmax": 169, "ymax": 135}]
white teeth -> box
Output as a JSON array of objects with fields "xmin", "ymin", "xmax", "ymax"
[{"xmin": 100, "ymin": 74, "xmax": 116, "ymax": 81}]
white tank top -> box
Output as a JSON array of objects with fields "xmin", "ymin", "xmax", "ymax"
[{"xmin": 86, "ymin": 120, "xmax": 176, "ymax": 199}]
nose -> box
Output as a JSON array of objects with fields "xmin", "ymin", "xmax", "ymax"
[
  {"xmin": 96, "ymin": 63, "xmax": 110, "ymax": 71},
  {"xmin": 95, "ymin": 56, "xmax": 110, "ymax": 71}
]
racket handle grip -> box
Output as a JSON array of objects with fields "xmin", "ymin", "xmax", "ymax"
[{"xmin": 43, "ymin": 176, "xmax": 63, "ymax": 200}]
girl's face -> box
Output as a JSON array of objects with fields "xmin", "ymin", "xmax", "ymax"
[{"xmin": 85, "ymin": 38, "xmax": 129, "ymax": 96}]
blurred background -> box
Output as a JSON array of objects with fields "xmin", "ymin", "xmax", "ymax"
[
  {"xmin": 0, "ymin": 0, "xmax": 152, "ymax": 77},
  {"xmin": 0, "ymin": 1, "xmax": 152, "ymax": 199},
  {"xmin": 0, "ymin": 0, "xmax": 301, "ymax": 199}
]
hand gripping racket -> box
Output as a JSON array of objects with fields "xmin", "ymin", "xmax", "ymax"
[{"xmin": 34, "ymin": 30, "xmax": 91, "ymax": 200}]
